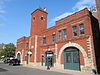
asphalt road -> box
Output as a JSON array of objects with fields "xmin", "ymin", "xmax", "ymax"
[{"xmin": 0, "ymin": 61, "xmax": 73, "ymax": 75}]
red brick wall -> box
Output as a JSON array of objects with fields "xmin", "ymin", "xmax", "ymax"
[
  {"xmin": 16, "ymin": 36, "xmax": 29, "ymax": 61},
  {"xmin": 30, "ymin": 9, "xmax": 47, "ymax": 36}
]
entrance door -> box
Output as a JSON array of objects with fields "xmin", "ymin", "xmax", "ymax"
[
  {"xmin": 46, "ymin": 56, "xmax": 54, "ymax": 67},
  {"xmin": 45, "ymin": 51, "xmax": 54, "ymax": 67},
  {"xmin": 64, "ymin": 48, "xmax": 80, "ymax": 70},
  {"xmin": 41, "ymin": 56, "xmax": 45, "ymax": 66},
  {"xmin": 26, "ymin": 54, "xmax": 29, "ymax": 64},
  {"xmin": 17, "ymin": 53, "xmax": 21, "ymax": 61}
]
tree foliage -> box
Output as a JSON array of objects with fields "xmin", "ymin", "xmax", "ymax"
[{"xmin": 2, "ymin": 43, "xmax": 16, "ymax": 58}]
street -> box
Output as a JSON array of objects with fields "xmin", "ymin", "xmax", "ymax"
[{"xmin": 0, "ymin": 61, "xmax": 72, "ymax": 75}]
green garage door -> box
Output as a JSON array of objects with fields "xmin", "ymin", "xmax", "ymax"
[{"xmin": 64, "ymin": 48, "xmax": 80, "ymax": 71}]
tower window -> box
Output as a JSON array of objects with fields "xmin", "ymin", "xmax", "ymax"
[
  {"xmin": 41, "ymin": 17, "xmax": 44, "ymax": 20},
  {"xmin": 33, "ymin": 17, "xmax": 35, "ymax": 20}
]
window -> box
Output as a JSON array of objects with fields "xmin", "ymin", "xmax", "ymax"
[
  {"xmin": 58, "ymin": 31, "xmax": 62, "ymax": 40},
  {"xmin": 26, "ymin": 43, "xmax": 29, "ymax": 49},
  {"xmin": 79, "ymin": 24, "xmax": 84, "ymax": 35},
  {"xmin": 63, "ymin": 29, "xmax": 67, "ymax": 39},
  {"xmin": 33, "ymin": 17, "xmax": 35, "ymax": 20},
  {"xmin": 18, "ymin": 44, "xmax": 22, "ymax": 49},
  {"xmin": 41, "ymin": 17, "xmax": 44, "ymax": 20},
  {"xmin": 43, "ymin": 37, "xmax": 46, "ymax": 45},
  {"xmin": 52, "ymin": 34, "xmax": 56, "ymax": 43},
  {"xmin": 72, "ymin": 26, "xmax": 77, "ymax": 37}
]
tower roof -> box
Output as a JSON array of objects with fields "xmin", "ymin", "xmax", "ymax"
[{"xmin": 31, "ymin": 8, "xmax": 48, "ymax": 15}]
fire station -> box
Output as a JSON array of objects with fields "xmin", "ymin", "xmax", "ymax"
[{"xmin": 16, "ymin": 8, "xmax": 99, "ymax": 72}]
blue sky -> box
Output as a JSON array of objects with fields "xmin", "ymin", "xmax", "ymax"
[{"xmin": 0, "ymin": 0, "xmax": 96, "ymax": 44}]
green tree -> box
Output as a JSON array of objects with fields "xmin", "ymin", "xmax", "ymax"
[
  {"xmin": 3, "ymin": 43, "xmax": 16, "ymax": 58},
  {"xmin": 0, "ymin": 52, "xmax": 4, "ymax": 59}
]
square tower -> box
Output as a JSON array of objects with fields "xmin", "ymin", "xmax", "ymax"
[{"xmin": 30, "ymin": 8, "xmax": 48, "ymax": 36}]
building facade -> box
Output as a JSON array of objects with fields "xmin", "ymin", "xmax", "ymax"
[{"xmin": 16, "ymin": 8, "xmax": 99, "ymax": 72}]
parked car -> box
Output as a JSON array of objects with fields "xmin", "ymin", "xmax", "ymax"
[
  {"xmin": 4, "ymin": 59, "xmax": 10, "ymax": 64},
  {"xmin": 9, "ymin": 59, "xmax": 20, "ymax": 66}
]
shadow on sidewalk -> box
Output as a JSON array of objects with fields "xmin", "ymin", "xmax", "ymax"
[{"xmin": 0, "ymin": 68, "xmax": 8, "ymax": 72}]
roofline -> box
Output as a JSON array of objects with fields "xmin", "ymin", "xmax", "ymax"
[
  {"xmin": 17, "ymin": 36, "xmax": 28, "ymax": 41},
  {"xmin": 42, "ymin": 8, "xmax": 90, "ymax": 33},
  {"xmin": 31, "ymin": 8, "xmax": 48, "ymax": 15},
  {"xmin": 56, "ymin": 8, "xmax": 89, "ymax": 22}
]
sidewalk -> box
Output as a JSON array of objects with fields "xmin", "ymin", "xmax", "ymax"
[{"xmin": 23, "ymin": 64, "xmax": 95, "ymax": 75}]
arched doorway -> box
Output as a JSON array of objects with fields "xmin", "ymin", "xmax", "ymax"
[
  {"xmin": 45, "ymin": 51, "xmax": 54, "ymax": 67},
  {"xmin": 64, "ymin": 47, "xmax": 80, "ymax": 70},
  {"xmin": 58, "ymin": 42, "xmax": 89, "ymax": 71},
  {"xmin": 17, "ymin": 53, "xmax": 21, "ymax": 61}
]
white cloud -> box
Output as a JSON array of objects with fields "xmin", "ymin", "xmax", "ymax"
[
  {"xmin": 0, "ymin": 23, "xmax": 4, "ymax": 26},
  {"xmin": 73, "ymin": 0, "xmax": 96, "ymax": 11},
  {"xmin": 0, "ymin": 15, "xmax": 7, "ymax": 21},
  {"xmin": 0, "ymin": 0, "xmax": 11, "ymax": 13},
  {"xmin": 52, "ymin": 12, "xmax": 73, "ymax": 22},
  {"xmin": 0, "ymin": 10, "xmax": 5, "ymax": 14},
  {"xmin": 0, "ymin": 0, "xmax": 13, "ymax": 22},
  {"xmin": 48, "ymin": 12, "xmax": 73, "ymax": 27},
  {"xmin": 49, "ymin": 0, "xmax": 96, "ymax": 26}
]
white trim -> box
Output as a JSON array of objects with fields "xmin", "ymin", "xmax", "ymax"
[
  {"xmin": 29, "ymin": 35, "xmax": 34, "ymax": 49},
  {"xmin": 71, "ymin": 20, "xmax": 85, "ymax": 25},
  {"xmin": 58, "ymin": 42, "xmax": 89, "ymax": 67},
  {"xmin": 16, "ymin": 51, "xmax": 21, "ymax": 57},
  {"xmin": 16, "ymin": 51, "xmax": 22, "ymax": 64},
  {"xmin": 34, "ymin": 35, "xmax": 38, "ymax": 63},
  {"xmin": 57, "ymin": 27, "xmax": 67, "ymax": 31},
  {"xmin": 87, "ymin": 36, "xmax": 95, "ymax": 69},
  {"xmin": 55, "ymin": 44, "xmax": 58, "ymax": 64}
]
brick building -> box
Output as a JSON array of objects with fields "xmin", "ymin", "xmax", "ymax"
[{"xmin": 16, "ymin": 8, "xmax": 99, "ymax": 72}]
